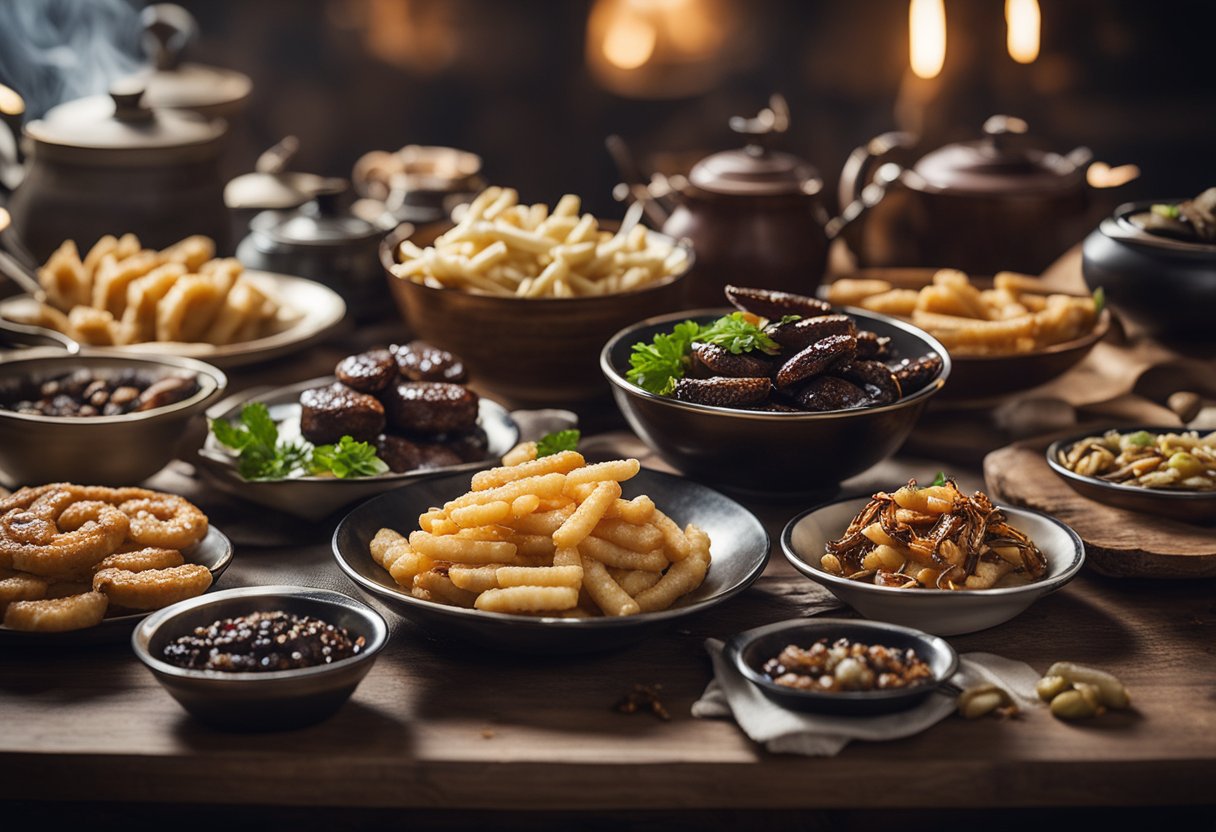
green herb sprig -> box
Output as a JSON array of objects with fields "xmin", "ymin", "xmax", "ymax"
[
  {"xmin": 209, "ymin": 402, "xmax": 387, "ymax": 481},
  {"xmin": 537, "ymin": 429, "xmax": 581, "ymax": 458},
  {"xmin": 626, "ymin": 314, "xmax": 779, "ymax": 395}
]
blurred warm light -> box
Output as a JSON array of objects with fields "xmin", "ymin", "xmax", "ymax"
[
  {"xmin": 0, "ymin": 83, "xmax": 24, "ymax": 116},
  {"xmin": 1006, "ymin": 0, "xmax": 1041, "ymax": 64},
  {"xmin": 587, "ymin": 0, "xmax": 734, "ymax": 98},
  {"xmin": 353, "ymin": 0, "xmax": 458, "ymax": 73},
  {"xmin": 1087, "ymin": 162, "xmax": 1141, "ymax": 189},
  {"xmin": 602, "ymin": 13, "xmax": 656, "ymax": 70},
  {"xmin": 909, "ymin": 0, "xmax": 946, "ymax": 80}
]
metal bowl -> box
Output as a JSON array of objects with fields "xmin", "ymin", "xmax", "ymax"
[
  {"xmin": 600, "ymin": 308, "xmax": 949, "ymax": 494},
  {"xmin": 781, "ymin": 496, "xmax": 1085, "ymax": 636},
  {"xmin": 380, "ymin": 221, "xmax": 693, "ymax": 406},
  {"xmin": 0, "ymin": 352, "xmax": 227, "ymax": 486},
  {"xmin": 726, "ymin": 617, "xmax": 958, "ymax": 715},
  {"xmin": 132, "ymin": 585, "xmax": 388, "ymax": 732},
  {"xmin": 1046, "ymin": 427, "xmax": 1216, "ymax": 525},
  {"xmin": 332, "ymin": 467, "xmax": 770, "ymax": 653}
]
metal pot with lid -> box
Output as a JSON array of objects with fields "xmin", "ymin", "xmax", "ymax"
[
  {"xmin": 236, "ymin": 171, "xmax": 388, "ymax": 321},
  {"xmin": 835, "ymin": 115, "xmax": 1138, "ymax": 275},
  {"xmin": 0, "ymin": 78, "xmax": 230, "ymax": 261},
  {"xmin": 617, "ymin": 95, "xmax": 832, "ymax": 307}
]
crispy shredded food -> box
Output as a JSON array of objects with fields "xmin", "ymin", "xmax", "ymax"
[{"xmin": 821, "ymin": 479, "xmax": 1046, "ymax": 591}]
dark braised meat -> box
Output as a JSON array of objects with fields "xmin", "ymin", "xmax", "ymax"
[
  {"xmin": 673, "ymin": 376, "xmax": 771, "ymax": 407},
  {"xmin": 444, "ymin": 427, "xmax": 490, "ymax": 463},
  {"xmin": 375, "ymin": 434, "xmax": 465, "ymax": 472},
  {"xmin": 794, "ymin": 376, "xmax": 868, "ymax": 411},
  {"xmin": 335, "ymin": 349, "xmax": 396, "ymax": 393},
  {"xmin": 691, "ymin": 342, "xmax": 774, "ymax": 378},
  {"xmin": 765, "ymin": 314, "xmax": 855, "ymax": 351},
  {"xmin": 775, "ymin": 334, "xmax": 857, "ymax": 390},
  {"xmin": 383, "ymin": 381, "xmax": 479, "ymax": 434},
  {"xmin": 391, "ymin": 340, "xmax": 468, "ymax": 383},
  {"xmin": 892, "ymin": 354, "xmax": 944, "ymax": 394},
  {"xmin": 725, "ymin": 285, "xmax": 832, "ymax": 319},
  {"xmin": 836, "ymin": 360, "xmax": 902, "ymax": 405},
  {"xmin": 299, "ymin": 383, "xmax": 386, "ymax": 444},
  {"xmin": 855, "ymin": 330, "xmax": 892, "ymax": 360}
]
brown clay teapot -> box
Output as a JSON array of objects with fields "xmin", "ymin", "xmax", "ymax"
[
  {"xmin": 833, "ymin": 115, "xmax": 1137, "ymax": 275},
  {"xmin": 0, "ymin": 80, "xmax": 230, "ymax": 261},
  {"xmin": 620, "ymin": 96, "xmax": 832, "ymax": 308}
]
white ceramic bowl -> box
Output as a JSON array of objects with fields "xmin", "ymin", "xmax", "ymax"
[{"xmin": 781, "ymin": 496, "xmax": 1085, "ymax": 636}]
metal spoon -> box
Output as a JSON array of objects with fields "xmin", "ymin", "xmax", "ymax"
[
  {"xmin": 0, "ymin": 207, "xmax": 44, "ymax": 300},
  {"xmin": 0, "ymin": 207, "xmax": 80, "ymax": 352}
]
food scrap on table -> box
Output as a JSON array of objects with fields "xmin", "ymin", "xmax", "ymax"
[{"xmin": 614, "ymin": 683, "xmax": 671, "ymax": 720}]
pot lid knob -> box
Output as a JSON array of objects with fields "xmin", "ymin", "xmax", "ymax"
[
  {"xmin": 728, "ymin": 93, "xmax": 790, "ymax": 143},
  {"xmin": 982, "ymin": 114, "xmax": 1029, "ymax": 151},
  {"xmin": 109, "ymin": 80, "xmax": 153, "ymax": 124},
  {"xmin": 142, "ymin": 4, "xmax": 197, "ymax": 72},
  {"xmin": 689, "ymin": 94, "xmax": 821, "ymax": 197}
]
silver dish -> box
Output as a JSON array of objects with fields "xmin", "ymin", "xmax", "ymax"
[
  {"xmin": 1046, "ymin": 427, "xmax": 1216, "ymax": 525},
  {"xmin": 0, "ymin": 270, "xmax": 346, "ymax": 369},
  {"xmin": 726, "ymin": 617, "xmax": 958, "ymax": 715},
  {"xmin": 132, "ymin": 585, "xmax": 387, "ymax": 731},
  {"xmin": 0, "ymin": 352, "xmax": 227, "ymax": 486},
  {"xmin": 0, "ymin": 524, "xmax": 234, "ymax": 646},
  {"xmin": 781, "ymin": 496, "xmax": 1084, "ymax": 636},
  {"xmin": 332, "ymin": 467, "xmax": 771, "ymax": 653},
  {"xmin": 197, "ymin": 376, "xmax": 520, "ymax": 518}
]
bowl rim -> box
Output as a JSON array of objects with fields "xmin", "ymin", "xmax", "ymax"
[
  {"xmin": 780, "ymin": 494, "xmax": 1086, "ymax": 599},
  {"xmin": 0, "ymin": 352, "xmax": 228, "ymax": 425},
  {"xmin": 1046, "ymin": 426, "xmax": 1216, "ymax": 503},
  {"xmin": 131, "ymin": 584, "xmax": 388, "ymax": 681},
  {"xmin": 378, "ymin": 219, "xmax": 695, "ymax": 305},
  {"xmin": 1102, "ymin": 199, "xmax": 1216, "ymax": 255},
  {"xmin": 599, "ymin": 306, "xmax": 951, "ymax": 420},
  {"xmin": 331, "ymin": 466, "xmax": 771, "ymax": 629},
  {"xmin": 725, "ymin": 616, "xmax": 959, "ymax": 705}
]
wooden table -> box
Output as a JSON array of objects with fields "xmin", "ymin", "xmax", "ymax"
[{"xmin": 3, "ymin": 335, "xmax": 1214, "ymax": 828}]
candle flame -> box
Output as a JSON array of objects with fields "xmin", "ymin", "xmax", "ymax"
[
  {"xmin": 1087, "ymin": 162, "xmax": 1140, "ymax": 189},
  {"xmin": 1006, "ymin": 0, "xmax": 1041, "ymax": 64},
  {"xmin": 909, "ymin": 0, "xmax": 946, "ymax": 80}
]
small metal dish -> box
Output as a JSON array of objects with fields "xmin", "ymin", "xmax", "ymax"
[
  {"xmin": 132, "ymin": 585, "xmax": 387, "ymax": 731},
  {"xmin": 726, "ymin": 617, "xmax": 958, "ymax": 715},
  {"xmin": 1046, "ymin": 427, "xmax": 1216, "ymax": 525}
]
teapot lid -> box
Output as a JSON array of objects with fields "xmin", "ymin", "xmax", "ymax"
[
  {"xmin": 27, "ymin": 81, "xmax": 225, "ymax": 152},
  {"xmin": 911, "ymin": 116, "xmax": 1087, "ymax": 195},
  {"xmin": 688, "ymin": 94, "xmax": 822, "ymax": 197},
  {"xmin": 258, "ymin": 183, "xmax": 382, "ymax": 248},
  {"xmin": 137, "ymin": 4, "xmax": 252, "ymax": 116}
]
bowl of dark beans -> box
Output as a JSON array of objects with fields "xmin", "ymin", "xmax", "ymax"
[
  {"xmin": 0, "ymin": 353, "xmax": 226, "ymax": 486},
  {"xmin": 600, "ymin": 286, "xmax": 950, "ymax": 494}
]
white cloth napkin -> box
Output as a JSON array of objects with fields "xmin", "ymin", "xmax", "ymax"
[{"xmin": 692, "ymin": 637, "xmax": 1042, "ymax": 756}]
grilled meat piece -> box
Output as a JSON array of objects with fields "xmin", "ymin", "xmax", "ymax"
[
  {"xmin": 375, "ymin": 434, "xmax": 464, "ymax": 473},
  {"xmin": 765, "ymin": 314, "xmax": 855, "ymax": 351},
  {"xmin": 673, "ymin": 376, "xmax": 771, "ymax": 407},
  {"xmin": 391, "ymin": 340, "xmax": 467, "ymax": 383},
  {"xmin": 725, "ymin": 285, "xmax": 832, "ymax": 320},
  {"xmin": 335, "ymin": 349, "xmax": 396, "ymax": 393},
  {"xmin": 836, "ymin": 360, "xmax": 902, "ymax": 405},
  {"xmin": 691, "ymin": 342, "xmax": 775, "ymax": 378},
  {"xmin": 854, "ymin": 330, "xmax": 892, "ymax": 360},
  {"xmin": 892, "ymin": 354, "xmax": 944, "ymax": 394},
  {"xmin": 794, "ymin": 376, "xmax": 869, "ymax": 411},
  {"xmin": 775, "ymin": 334, "xmax": 857, "ymax": 389},
  {"xmin": 299, "ymin": 383, "xmax": 386, "ymax": 444},
  {"xmin": 383, "ymin": 381, "xmax": 479, "ymax": 434}
]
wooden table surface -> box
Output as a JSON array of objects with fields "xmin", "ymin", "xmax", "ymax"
[{"xmin": 3, "ymin": 328, "xmax": 1215, "ymax": 820}]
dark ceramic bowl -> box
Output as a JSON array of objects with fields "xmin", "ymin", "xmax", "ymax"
[
  {"xmin": 0, "ymin": 352, "xmax": 226, "ymax": 487},
  {"xmin": 1083, "ymin": 200, "xmax": 1216, "ymax": 338},
  {"xmin": 380, "ymin": 221, "xmax": 692, "ymax": 406},
  {"xmin": 332, "ymin": 467, "xmax": 770, "ymax": 653},
  {"xmin": 132, "ymin": 585, "xmax": 387, "ymax": 732},
  {"xmin": 600, "ymin": 308, "xmax": 949, "ymax": 494},
  {"xmin": 1046, "ymin": 427, "xmax": 1216, "ymax": 525},
  {"xmin": 725, "ymin": 618, "xmax": 958, "ymax": 715}
]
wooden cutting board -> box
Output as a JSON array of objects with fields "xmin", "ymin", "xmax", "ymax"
[{"xmin": 984, "ymin": 438, "xmax": 1216, "ymax": 579}]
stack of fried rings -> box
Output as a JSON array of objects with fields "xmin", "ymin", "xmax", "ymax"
[{"xmin": 0, "ymin": 484, "xmax": 212, "ymax": 632}]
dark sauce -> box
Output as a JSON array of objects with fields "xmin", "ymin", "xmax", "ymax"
[{"xmin": 162, "ymin": 610, "xmax": 365, "ymax": 672}]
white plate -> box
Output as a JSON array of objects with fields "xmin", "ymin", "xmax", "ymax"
[
  {"xmin": 196, "ymin": 376, "xmax": 520, "ymax": 518},
  {"xmin": 0, "ymin": 270, "xmax": 346, "ymax": 369}
]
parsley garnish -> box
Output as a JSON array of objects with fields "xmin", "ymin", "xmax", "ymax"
[
  {"xmin": 537, "ymin": 429, "xmax": 581, "ymax": 458},
  {"xmin": 210, "ymin": 402, "xmax": 387, "ymax": 480},
  {"xmin": 930, "ymin": 471, "xmax": 949, "ymax": 487},
  {"xmin": 626, "ymin": 314, "xmax": 779, "ymax": 395}
]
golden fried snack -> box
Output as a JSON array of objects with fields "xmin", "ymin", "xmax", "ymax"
[
  {"xmin": 92, "ymin": 547, "xmax": 184, "ymax": 574},
  {"xmin": 92, "ymin": 563, "xmax": 212, "ymax": 610},
  {"xmin": 0, "ymin": 569, "xmax": 48, "ymax": 606},
  {"xmin": 39, "ymin": 240, "xmax": 89, "ymax": 311},
  {"xmin": 1, "ymin": 492, "xmax": 130, "ymax": 576},
  {"xmin": 119, "ymin": 263, "xmax": 187, "ymax": 344},
  {"xmin": 93, "ymin": 250, "xmax": 159, "ymax": 319},
  {"xmin": 67, "ymin": 305, "xmax": 120, "ymax": 346},
  {"xmin": 118, "ymin": 496, "xmax": 208, "ymax": 549},
  {"xmin": 3, "ymin": 591, "xmax": 109, "ymax": 632},
  {"xmin": 159, "ymin": 235, "xmax": 215, "ymax": 271}
]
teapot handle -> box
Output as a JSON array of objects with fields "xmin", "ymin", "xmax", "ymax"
[
  {"xmin": 837, "ymin": 131, "xmax": 916, "ymax": 209},
  {"xmin": 0, "ymin": 83, "xmax": 26, "ymax": 194}
]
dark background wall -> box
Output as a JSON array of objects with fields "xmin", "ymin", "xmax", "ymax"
[{"xmin": 3, "ymin": 0, "xmax": 1214, "ymax": 217}]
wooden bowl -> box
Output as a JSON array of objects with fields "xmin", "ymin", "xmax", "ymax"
[{"xmin": 381, "ymin": 222, "xmax": 691, "ymax": 407}]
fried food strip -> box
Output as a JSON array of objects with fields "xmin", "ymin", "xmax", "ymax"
[
  {"xmin": 4, "ymin": 591, "xmax": 108, "ymax": 632},
  {"xmin": 474, "ymin": 585, "xmax": 579, "ymax": 614},
  {"xmin": 580, "ymin": 556, "xmax": 640, "ymax": 617},
  {"xmin": 118, "ymin": 496, "xmax": 208, "ymax": 549},
  {"xmin": 0, "ymin": 570, "xmax": 48, "ymax": 606},
  {"xmin": 2, "ymin": 493, "xmax": 129, "ymax": 576},
  {"xmin": 471, "ymin": 450, "xmax": 586, "ymax": 491},
  {"xmin": 633, "ymin": 525, "xmax": 711, "ymax": 612},
  {"xmin": 92, "ymin": 564, "xmax": 212, "ymax": 610},
  {"xmin": 92, "ymin": 547, "xmax": 184, "ymax": 574}
]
